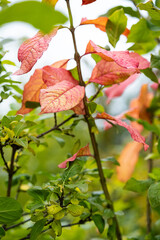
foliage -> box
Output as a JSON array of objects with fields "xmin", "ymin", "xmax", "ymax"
[{"xmin": 0, "ymin": 0, "xmax": 160, "ymax": 240}]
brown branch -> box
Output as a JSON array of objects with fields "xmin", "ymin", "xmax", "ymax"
[
  {"xmin": 0, "ymin": 143, "xmax": 9, "ymax": 172},
  {"xmin": 65, "ymin": 0, "xmax": 122, "ymax": 239},
  {"xmin": 5, "ymin": 218, "xmax": 31, "ymax": 231},
  {"xmin": 89, "ymin": 86, "xmax": 103, "ymax": 102}
]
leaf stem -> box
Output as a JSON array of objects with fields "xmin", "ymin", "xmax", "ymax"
[
  {"xmin": 65, "ymin": 0, "xmax": 122, "ymax": 239},
  {"xmin": 0, "ymin": 143, "xmax": 9, "ymax": 172}
]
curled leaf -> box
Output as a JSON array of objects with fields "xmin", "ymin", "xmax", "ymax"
[
  {"xmin": 58, "ymin": 144, "xmax": 91, "ymax": 168},
  {"xmin": 14, "ymin": 28, "xmax": 59, "ymax": 75},
  {"xmin": 96, "ymin": 112, "xmax": 149, "ymax": 151},
  {"xmin": 89, "ymin": 60, "xmax": 138, "ymax": 86},
  {"xmin": 85, "ymin": 40, "xmax": 139, "ymax": 69},
  {"xmin": 117, "ymin": 142, "xmax": 143, "ymax": 182},
  {"xmin": 40, "ymin": 80, "xmax": 85, "ymax": 114}
]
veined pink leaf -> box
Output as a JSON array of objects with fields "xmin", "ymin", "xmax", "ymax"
[
  {"xmin": 104, "ymin": 73, "xmax": 140, "ymax": 103},
  {"xmin": 129, "ymin": 52, "xmax": 150, "ymax": 69},
  {"xmin": 89, "ymin": 60, "xmax": 138, "ymax": 86},
  {"xmin": 85, "ymin": 40, "xmax": 139, "ymax": 69},
  {"xmin": 72, "ymin": 101, "xmax": 85, "ymax": 115},
  {"xmin": 42, "ymin": 66, "xmax": 78, "ymax": 86},
  {"xmin": 40, "ymin": 80, "xmax": 85, "ymax": 114},
  {"xmin": 96, "ymin": 112, "xmax": 149, "ymax": 151},
  {"xmin": 17, "ymin": 59, "xmax": 68, "ymax": 114},
  {"xmin": 117, "ymin": 142, "xmax": 143, "ymax": 182},
  {"xmin": 80, "ymin": 17, "xmax": 130, "ymax": 37},
  {"xmin": 14, "ymin": 28, "xmax": 59, "ymax": 75},
  {"xmin": 82, "ymin": 0, "xmax": 96, "ymax": 5},
  {"xmin": 58, "ymin": 144, "xmax": 91, "ymax": 168}
]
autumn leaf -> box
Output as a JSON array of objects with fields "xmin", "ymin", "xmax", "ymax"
[
  {"xmin": 14, "ymin": 27, "xmax": 59, "ymax": 75},
  {"xmin": 117, "ymin": 142, "xmax": 143, "ymax": 182},
  {"xmin": 80, "ymin": 17, "xmax": 130, "ymax": 37},
  {"xmin": 43, "ymin": 0, "xmax": 58, "ymax": 7},
  {"xmin": 85, "ymin": 40, "xmax": 139, "ymax": 69},
  {"xmin": 82, "ymin": 0, "xmax": 96, "ymax": 5},
  {"xmin": 104, "ymin": 74, "xmax": 140, "ymax": 103},
  {"xmin": 17, "ymin": 59, "xmax": 68, "ymax": 114},
  {"xmin": 96, "ymin": 112, "xmax": 149, "ymax": 151},
  {"xmin": 58, "ymin": 144, "xmax": 91, "ymax": 168},
  {"xmin": 89, "ymin": 60, "xmax": 138, "ymax": 86},
  {"xmin": 42, "ymin": 66, "xmax": 78, "ymax": 86},
  {"xmin": 40, "ymin": 80, "xmax": 85, "ymax": 114},
  {"xmin": 126, "ymin": 84, "xmax": 153, "ymax": 132}
]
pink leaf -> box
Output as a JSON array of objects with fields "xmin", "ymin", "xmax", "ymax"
[
  {"xmin": 89, "ymin": 60, "xmax": 139, "ymax": 86},
  {"xmin": 14, "ymin": 28, "xmax": 58, "ymax": 75},
  {"xmin": 85, "ymin": 40, "xmax": 139, "ymax": 69},
  {"xmin": 104, "ymin": 73, "xmax": 140, "ymax": 103},
  {"xmin": 40, "ymin": 80, "xmax": 85, "ymax": 114},
  {"xmin": 151, "ymin": 79, "xmax": 160, "ymax": 90},
  {"xmin": 129, "ymin": 52, "xmax": 150, "ymax": 69},
  {"xmin": 58, "ymin": 144, "xmax": 91, "ymax": 168},
  {"xmin": 42, "ymin": 66, "xmax": 78, "ymax": 86},
  {"xmin": 96, "ymin": 112, "xmax": 149, "ymax": 151}
]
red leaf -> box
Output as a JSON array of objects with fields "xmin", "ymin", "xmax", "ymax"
[
  {"xmin": 117, "ymin": 142, "xmax": 143, "ymax": 182},
  {"xmin": 104, "ymin": 73, "xmax": 140, "ymax": 103},
  {"xmin": 85, "ymin": 40, "xmax": 139, "ymax": 69},
  {"xmin": 89, "ymin": 60, "xmax": 138, "ymax": 86},
  {"xmin": 80, "ymin": 17, "xmax": 130, "ymax": 37},
  {"xmin": 14, "ymin": 28, "xmax": 58, "ymax": 75},
  {"xmin": 82, "ymin": 0, "xmax": 96, "ymax": 5},
  {"xmin": 42, "ymin": 66, "xmax": 78, "ymax": 86},
  {"xmin": 58, "ymin": 144, "xmax": 91, "ymax": 168},
  {"xmin": 129, "ymin": 52, "xmax": 150, "ymax": 69},
  {"xmin": 17, "ymin": 59, "xmax": 68, "ymax": 114},
  {"xmin": 40, "ymin": 80, "xmax": 85, "ymax": 114},
  {"xmin": 72, "ymin": 101, "xmax": 85, "ymax": 115},
  {"xmin": 96, "ymin": 112, "xmax": 149, "ymax": 151}
]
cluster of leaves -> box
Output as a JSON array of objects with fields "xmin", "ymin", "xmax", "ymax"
[{"xmin": 0, "ymin": 0, "xmax": 160, "ymax": 239}]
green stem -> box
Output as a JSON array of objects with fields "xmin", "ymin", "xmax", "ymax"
[
  {"xmin": 7, "ymin": 145, "xmax": 17, "ymax": 197},
  {"xmin": 65, "ymin": 0, "xmax": 122, "ymax": 239}
]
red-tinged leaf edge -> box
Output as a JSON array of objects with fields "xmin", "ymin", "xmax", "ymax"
[
  {"xmin": 58, "ymin": 144, "xmax": 91, "ymax": 168},
  {"xmin": 96, "ymin": 112, "xmax": 149, "ymax": 151},
  {"xmin": 82, "ymin": 0, "xmax": 96, "ymax": 5}
]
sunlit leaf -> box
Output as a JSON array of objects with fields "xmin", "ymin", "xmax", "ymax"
[
  {"xmin": 58, "ymin": 144, "xmax": 91, "ymax": 168},
  {"xmin": 138, "ymin": 1, "xmax": 160, "ymax": 20},
  {"xmin": 85, "ymin": 40, "xmax": 139, "ymax": 69},
  {"xmin": 14, "ymin": 28, "xmax": 59, "ymax": 75},
  {"xmin": 40, "ymin": 80, "xmax": 85, "ymax": 114},
  {"xmin": 89, "ymin": 60, "xmax": 138, "ymax": 86},
  {"xmin": 96, "ymin": 112, "xmax": 149, "ymax": 150}
]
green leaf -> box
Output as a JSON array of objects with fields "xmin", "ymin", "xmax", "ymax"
[
  {"xmin": 25, "ymin": 101, "xmax": 41, "ymax": 109},
  {"xmin": 148, "ymin": 182, "xmax": 160, "ymax": 208},
  {"xmin": 107, "ymin": 221, "xmax": 116, "ymax": 240},
  {"xmin": 71, "ymin": 139, "xmax": 81, "ymax": 155},
  {"xmin": 101, "ymin": 156, "xmax": 120, "ymax": 166},
  {"xmin": 103, "ymin": 209, "xmax": 114, "ymax": 220},
  {"xmin": 105, "ymin": 6, "xmax": 140, "ymax": 18},
  {"xmin": 158, "ymin": 139, "xmax": 160, "ymax": 154},
  {"xmin": 151, "ymin": 54, "xmax": 160, "ymax": 70},
  {"xmin": 1, "ymin": 115, "xmax": 23, "ymax": 128},
  {"xmin": 2, "ymin": 60, "xmax": 16, "ymax": 66},
  {"xmin": 70, "ymin": 67, "xmax": 79, "ymax": 81},
  {"xmin": 88, "ymin": 102, "xmax": 97, "ymax": 114},
  {"xmin": 92, "ymin": 214, "xmax": 105, "ymax": 233},
  {"xmin": 156, "ymin": 0, "xmax": 160, "ymax": 8},
  {"xmin": 149, "ymin": 168, "xmax": 160, "ymax": 181},
  {"xmin": 124, "ymin": 178, "xmax": 153, "ymax": 193},
  {"xmin": 138, "ymin": 2, "xmax": 160, "ymax": 20},
  {"xmin": 51, "ymin": 220, "xmax": 62, "ymax": 237},
  {"xmin": 141, "ymin": 68, "xmax": 158, "ymax": 83},
  {"xmin": 0, "ymin": 197, "xmax": 23, "ymax": 224},
  {"xmin": 28, "ymin": 188, "xmax": 50, "ymax": 203},
  {"xmin": 14, "ymin": 137, "xmax": 28, "ymax": 148},
  {"xmin": 62, "ymin": 161, "xmax": 83, "ymax": 182},
  {"xmin": 67, "ymin": 204, "xmax": 84, "ymax": 217},
  {"xmin": 91, "ymin": 53, "xmax": 102, "ymax": 63},
  {"xmin": 30, "ymin": 219, "xmax": 46, "ymax": 240},
  {"xmin": 54, "ymin": 136, "xmax": 65, "ymax": 148},
  {"xmin": 106, "ymin": 9, "xmax": 127, "ymax": 47},
  {"xmin": 0, "ymin": 1, "xmax": 67, "ymax": 33},
  {"xmin": 0, "ymin": 227, "xmax": 5, "ymax": 237}
]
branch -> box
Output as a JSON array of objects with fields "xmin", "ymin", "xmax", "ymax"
[
  {"xmin": 7, "ymin": 145, "xmax": 17, "ymax": 197},
  {"xmin": 65, "ymin": 1, "xmax": 122, "ymax": 239},
  {"xmin": 0, "ymin": 143, "xmax": 9, "ymax": 172},
  {"xmin": 36, "ymin": 114, "xmax": 77, "ymax": 139},
  {"xmin": 5, "ymin": 218, "xmax": 31, "ymax": 231},
  {"xmin": 89, "ymin": 86, "xmax": 103, "ymax": 102}
]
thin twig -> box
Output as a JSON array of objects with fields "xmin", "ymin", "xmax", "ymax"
[
  {"xmin": 54, "ymin": 113, "xmax": 57, "ymax": 127},
  {"xmin": 89, "ymin": 86, "xmax": 103, "ymax": 102},
  {"xmin": 37, "ymin": 114, "xmax": 77, "ymax": 139},
  {"xmin": 5, "ymin": 218, "xmax": 31, "ymax": 231},
  {"xmin": 7, "ymin": 145, "xmax": 17, "ymax": 197},
  {"xmin": 0, "ymin": 144, "xmax": 9, "ymax": 172}
]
